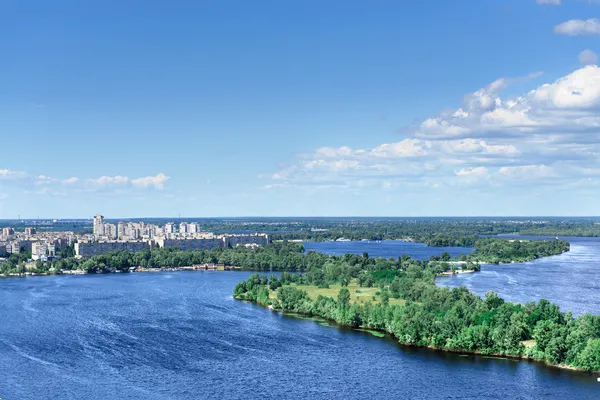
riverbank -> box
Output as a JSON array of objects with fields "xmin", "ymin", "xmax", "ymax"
[
  {"xmin": 436, "ymin": 269, "xmax": 476, "ymax": 277},
  {"xmin": 236, "ymin": 294, "xmax": 600, "ymax": 375},
  {"xmin": 0, "ymin": 265, "xmax": 247, "ymax": 279}
]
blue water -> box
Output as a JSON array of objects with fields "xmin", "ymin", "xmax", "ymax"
[
  {"xmin": 0, "ymin": 271, "xmax": 598, "ymax": 399},
  {"xmin": 437, "ymin": 236, "xmax": 600, "ymax": 316},
  {"xmin": 303, "ymin": 240, "xmax": 473, "ymax": 260}
]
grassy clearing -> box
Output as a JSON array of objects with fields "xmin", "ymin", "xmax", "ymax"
[
  {"xmin": 270, "ymin": 281, "xmax": 405, "ymax": 306},
  {"xmin": 521, "ymin": 339, "xmax": 536, "ymax": 348}
]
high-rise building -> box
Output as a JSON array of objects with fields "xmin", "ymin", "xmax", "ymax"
[
  {"xmin": 24, "ymin": 227, "xmax": 36, "ymax": 236},
  {"xmin": 118, "ymin": 222, "xmax": 126, "ymax": 239},
  {"xmin": 179, "ymin": 222, "xmax": 189, "ymax": 234},
  {"xmin": 32, "ymin": 242, "xmax": 47, "ymax": 261},
  {"xmin": 164, "ymin": 223, "xmax": 175, "ymax": 234},
  {"xmin": 2, "ymin": 227, "xmax": 15, "ymax": 238},
  {"xmin": 104, "ymin": 223, "xmax": 117, "ymax": 239},
  {"xmin": 93, "ymin": 213, "xmax": 105, "ymax": 236}
]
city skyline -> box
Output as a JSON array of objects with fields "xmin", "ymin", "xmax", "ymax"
[{"xmin": 3, "ymin": 0, "xmax": 600, "ymax": 217}]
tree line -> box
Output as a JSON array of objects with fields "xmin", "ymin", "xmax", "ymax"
[
  {"xmin": 234, "ymin": 261, "xmax": 600, "ymax": 372},
  {"xmin": 1, "ymin": 237, "xmax": 568, "ymax": 277}
]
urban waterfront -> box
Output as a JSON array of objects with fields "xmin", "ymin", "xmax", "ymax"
[{"xmin": 0, "ymin": 271, "xmax": 598, "ymax": 400}]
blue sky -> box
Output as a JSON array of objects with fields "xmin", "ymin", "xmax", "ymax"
[{"xmin": 2, "ymin": 0, "xmax": 600, "ymax": 218}]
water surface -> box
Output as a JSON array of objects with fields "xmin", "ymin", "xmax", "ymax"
[
  {"xmin": 303, "ymin": 240, "xmax": 473, "ymax": 260},
  {"xmin": 437, "ymin": 236, "xmax": 600, "ymax": 315},
  {"xmin": 0, "ymin": 272, "xmax": 598, "ymax": 399}
]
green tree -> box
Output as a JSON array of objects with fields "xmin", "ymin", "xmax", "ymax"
[{"xmin": 338, "ymin": 288, "xmax": 351, "ymax": 308}]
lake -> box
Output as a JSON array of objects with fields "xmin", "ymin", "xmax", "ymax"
[{"xmin": 0, "ymin": 271, "xmax": 598, "ymax": 399}]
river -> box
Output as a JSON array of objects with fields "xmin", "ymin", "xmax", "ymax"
[
  {"xmin": 435, "ymin": 236, "xmax": 600, "ymax": 316},
  {"xmin": 0, "ymin": 270, "xmax": 598, "ymax": 399}
]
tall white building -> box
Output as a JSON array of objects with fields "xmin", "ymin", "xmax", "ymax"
[
  {"xmin": 164, "ymin": 223, "xmax": 175, "ymax": 234},
  {"xmin": 179, "ymin": 222, "xmax": 189, "ymax": 234},
  {"xmin": 118, "ymin": 222, "xmax": 126, "ymax": 239},
  {"xmin": 2, "ymin": 227, "xmax": 14, "ymax": 239},
  {"xmin": 93, "ymin": 213, "xmax": 105, "ymax": 236}
]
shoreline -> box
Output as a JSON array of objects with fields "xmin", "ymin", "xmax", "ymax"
[
  {"xmin": 237, "ymin": 296, "xmax": 600, "ymax": 375},
  {"xmin": 1, "ymin": 246, "xmax": 571, "ymax": 280},
  {"xmin": 0, "ymin": 266, "xmax": 248, "ymax": 279}
]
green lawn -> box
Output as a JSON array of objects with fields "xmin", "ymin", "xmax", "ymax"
[{"xmin": 270, "ymin": 280, "xmax": 405, "ymax": 306}]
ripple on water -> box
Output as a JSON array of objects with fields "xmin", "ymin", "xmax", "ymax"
[{"xmin": 0, "ymin": 265, "xmax": 598, "ymax": 399}]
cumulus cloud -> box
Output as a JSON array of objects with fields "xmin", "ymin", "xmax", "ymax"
[
  {"xmin": 416, "ymin": 66, "xmax": 600, "ymax": 139},
  {"xmin": 579, "ymin": 49, "xmax": 598, "ymax": 66},
  {"xmin": 265, "ymin": 66, "xmax": 600, "ymax": 192},
  {"xmin": 455, "ymin": 167, "xmax": 489, "ymax": 185},
  {"xmin": 554, "ymin": 19, "xmax": 600, "ymax": 36},
  {"xmin": 131, "ymin": 173, "xmax": 169, "ymax": 189},
  {"xmin": 87, "ymin": 175, "xmax": 130, "ymax": 187}
]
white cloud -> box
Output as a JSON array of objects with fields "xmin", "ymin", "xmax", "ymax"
[
  {"xmin": 62, "ymin": 177, "xmax": 79, "ymax": 185},
  {"xmin": 0, "ymin": 169, "xmax": 28, "ymax": 180},
  {"xmin": 579, "ymin": 49, "xmax": 598, "ymax": 66},
  {"xmin": 370, "ymin": 139, "xmax": 429, "ymax": 158},
  {"xmin": 441, "ymin": 139, "xmax": 520, "ymax": 156},
  {"xmin": 34, "ymin": 175, "xmax": 57, "ymax": 185},
  {"xmin": 131, "ymin": 173, "xmax": 169, "ymax": 189},
  {"xmin": 0, "ymin": 170, "xmax": 170, "ymax": 192},
  {"xmin": 85, "ymin": 174, "xmax": 170, "ymax": 190},
  {"xmin": 87, "ymin": 175, "xmax": 130, "ymax": 187},
  {"xmin": 265, "ymin": 66, "xmax": 600, "ymax": 192},
  {"xmin": 498, "ymin": 165, "xmax": 557, "ymax": 180},
  {"xmin": 455, "ymin": 167, "xmax": 489, "ymax": 185},
  {"xmin": 537, "ymin": 0, "xmax": 560, "ymax": 4},
  {"xmin": 554, "ymin": 19, "xmax": 600, "ymax": 36},
  {"xmin": 415, "ymin": 66, "xmax": 600, "ymax": 139},
  {"xmin": 456, "ymin": 167, "xmax": 488, "ymax": 176}
]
